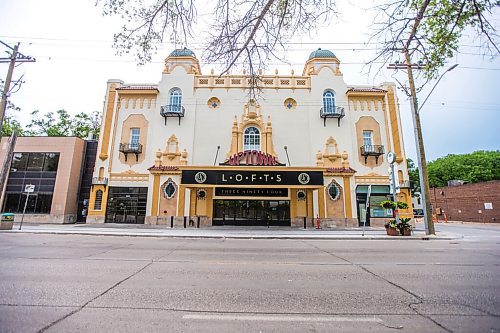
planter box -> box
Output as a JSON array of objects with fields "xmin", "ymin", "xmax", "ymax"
[
  {"xmin": 0, "ymin": 221, "xmax": 14, "ymax": 230},
  {"xmin": 401, "ymin": 228, "xmax": 412, "ymax": 236},
  {"xmin": 386, "ymin": 226, "xmax": 399, "ymax": 236}
]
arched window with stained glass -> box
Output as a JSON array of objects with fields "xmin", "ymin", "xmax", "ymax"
[
  {"xmin": 169, "ymin": 88, "xmax": 182, "ymax": 113},
  {"xmin": 243, "ymin": 126, "xmax": 260, "ymax": 151},
  {"xmin": 323, "ymin": 90, "xmax": 336, "ymax": 114}
]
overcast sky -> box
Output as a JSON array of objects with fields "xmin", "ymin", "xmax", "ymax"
[{"xmin": 0, "ymin": 0, "xmax": 499, "ymax": 162}]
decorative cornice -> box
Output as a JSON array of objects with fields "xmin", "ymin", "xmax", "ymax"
[
  {"xmin": 325, "ymin": 167, "xmax": 357, "ymax": 175},
  {"xmin": 148, "ymin": 165, "xmax": 180, "ymax": 172}
]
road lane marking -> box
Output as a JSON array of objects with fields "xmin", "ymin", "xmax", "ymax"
[{"xmin": 183, "ymin": 314, "xmax": 382, "ymax": 322}]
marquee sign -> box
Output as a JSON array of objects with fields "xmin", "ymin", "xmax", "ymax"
[
  {"xmin": 182, "ymin": 170, "xmax": 323, "ymax": 186},
  {"xmin": 215, "ymin": 187, "xmax": 288, "ymax": 197},
  {"xmin": 221, "ymin": 150, "xmax": 285, "ymax": 166}
]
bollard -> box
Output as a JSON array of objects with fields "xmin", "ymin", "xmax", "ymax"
[
  {"xmin": 197, "ymin": 216, "xmax": 200, "ymax": 228},
  {"xmin": 170, "ymin": 215, "xmax": 174, "ymax": 228},
  {"xmin": 183, "ymin": 216, "xmax": 187, "ymax": 228},
  {"xmin": 303, "ymin": 216, "xmax": 307, "ymax": 229}
]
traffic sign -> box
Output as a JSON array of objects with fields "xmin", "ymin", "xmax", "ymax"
[{"xmin": 24, "ymin": 184, "xmax": 35, "ymax": 193}]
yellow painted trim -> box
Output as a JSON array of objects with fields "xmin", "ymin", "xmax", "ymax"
[
  {"xmin": 307, "ymin": 190, "xmax": 313, "ymax": 218},
  {"xmin": 343, "ymin": 176, "xmax": 352, "ymax": 218},
  {"xmin": 99, "ymin": 87, "xmax": 117, "ymax": 160},
  {"xmin": 207, "ymin": 188, "xmax": 214, "ymax": 218},
  {"xmin": 318, "ymin": 186, "xmax": 326, "ymax": 218},
  {"xmin": 117, "ymin": 90, "xmax": 158, "ymax": 96},
  {"xmin": 88, "ymin": 186, "xmax": 108, "ymax": 216},
  {"xmin": 290, "ymin": 189, "xmax": 297, "ymax": 217},
  {"xmin": 190, "ymin": 189, "xmax": 196, "ymax": 216},
  {"xmin": 177, "ymin": 185, "xmax": 186, "ymax": 216},
  {"xmin": 151, "ymin": 174, "xmax": 160, "ymax": 216},
  {"xmin": 386, "ymin": 86, "xmax": 403, "ymax": 162}
]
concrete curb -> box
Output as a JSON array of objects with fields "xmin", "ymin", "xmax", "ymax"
[{"xmin": 1, "ymin": 229, "xmax": 463, "ymax": 241}]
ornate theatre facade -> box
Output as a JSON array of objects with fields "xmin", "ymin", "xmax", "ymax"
[{"xmin": 87, "ymin": 48, "xmax": 412, "ymax": 227}]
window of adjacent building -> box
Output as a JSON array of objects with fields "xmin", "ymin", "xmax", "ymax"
[
  {"xmin": 130, "ymin": 128, "xmax": 140, "ymax": 149},
  {"xmin": 3, "ymin": 152, "xmax": 60, "ymax": 214},
  {"xmin": 10, "ymin": 152, "xmax": 59, "ymax": 172},
  {"xmin": 244, "ymin": 126, "xmax": 260, "ymax": 151},
  {"xmin": 43, "ymin": 153, "xmax": 59, "ymax": 171},
  {"xmin": 27, "ymin": 153, "xmax": 44, "ymax": 171},
  {"xmin": 95, "ymin": 190, "xmax": 103, "ymax": 210},
  {"xmin": 169, "ymin": 88, "xmax": 182, "ymax": 112},
  {"xmin": 323, "ymin": 90, "xmax": 336, "ymax": 113}
]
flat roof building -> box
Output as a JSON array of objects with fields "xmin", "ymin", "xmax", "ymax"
[{"xmin": 0, "ymin": 137, "xmax": 97, "ymax": 224}]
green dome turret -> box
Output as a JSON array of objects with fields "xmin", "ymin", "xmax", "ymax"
[
  {"xmin": 308, "ymin": 48, "xmax": 336, "ymax": 60},
  {"xmin": 169, "ymin": 47, "xmax": 196, "ymax": 58}
]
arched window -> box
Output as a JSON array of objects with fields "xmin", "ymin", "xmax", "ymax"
[
  {"xmin": 323, "ymin": 90, "xmax": 336, "ymax": 113},
  {"xmin": 169, "ymin": 88, "xmax": 182, "ymax": 112},
  {"xmin": 94, "ymin": 190, "xmax": 103, "ymax": 210},
  {"xmin": 244, "ymin": 126, "xmax": 260, "ymax": 151}
]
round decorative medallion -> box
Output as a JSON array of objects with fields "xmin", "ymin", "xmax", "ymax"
[
  {"xmin": 297, "ymin": 190, "xmax": 306, "ymax": 201},
  {"xmin": 194, "ymin": 172, "xmax": 207, "ymax": 184},
  {"xmin": 298, "ymin": 173, "xmax": 310, "ymax": 185},
  {"xmin": 197, "ymin": 189, "xmax": 206, "ymax": 199}
]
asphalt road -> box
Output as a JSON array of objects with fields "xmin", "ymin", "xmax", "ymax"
[{"xmin": 1, "ymin": 226, "xmax": 499, "ymax": 332}]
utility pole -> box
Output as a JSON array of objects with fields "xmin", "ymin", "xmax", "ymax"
[
  {"xmin": 0, "ymin": 41, "xmax": 36, "ymax": 210},
  {"xmin": 387, "ymin": 56, "xmax": 435, "ymax": 235},
  {"xmin": 0, "ymin": 41, "xmax": 36, "ymax": 133}
]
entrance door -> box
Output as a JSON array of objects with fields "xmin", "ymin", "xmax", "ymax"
[
  {"xmin": 106, "ymin": 187, "xmax": 148, "ymax": 224},
  {"xmin": 213, "ymin": 200, "xmax": 290, "ymax": 226},
  {"xmin": 357, "ymin": 202, "xmax": 370, "ymax": 227}
]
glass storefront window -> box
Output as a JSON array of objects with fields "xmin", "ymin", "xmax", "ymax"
[{"xmin": 369, "ymin": 195, "xmax": 393, "ymax": 218}]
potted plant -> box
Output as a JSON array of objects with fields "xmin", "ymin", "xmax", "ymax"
[
  {"xmin": 398, "ymin": 217, "xmax": 413, "ymax": 236},
  {"xmin": 380, "ymin": 200, "xmax": 408, "ymax": 210},
  {"xmin": 384, "ymin": 219, "xmax": 399, "ymax": 236},
  {"xmin": 380, "ymin": 200, "xmax": 396, "ymax": 210},
  {"xmin": 397, "ymin": 202, "xmax": 409, "ymax": 210}
]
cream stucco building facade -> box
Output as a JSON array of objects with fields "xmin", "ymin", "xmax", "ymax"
[{"xmin": 88, "ymin": 48, "xmax": 412, "ymax": 227}]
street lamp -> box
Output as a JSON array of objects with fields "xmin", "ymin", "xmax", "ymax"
[{"xmin": 418, "ymin": 64, "xmax": 459, "ymax": 113}]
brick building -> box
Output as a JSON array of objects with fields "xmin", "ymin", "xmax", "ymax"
[{"xmin": 430, "ymin": 180, "xmax": 499, "ymax": 223}]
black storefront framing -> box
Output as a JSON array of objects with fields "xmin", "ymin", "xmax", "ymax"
[
  {"xmin": 182, "ymin": 169, "xmax": 323, "ymax": 226},
  {"xmin": 105, "ymin": 187, "xmax": 148, "ymax": 224}
]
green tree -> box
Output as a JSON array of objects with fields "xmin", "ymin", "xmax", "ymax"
[
  {"xmin": 26, "ymin": 110, "xmax": 100, "ymax": 139},
  {"xmin": 2, "ymin": 115, "xmax": 25, "ymax": 137},
  {"xmin": 427, "ymin": 150, "xmax": 500, "ymax": 187},
  {"xmin": 406, "ymin": 158, "xmax": 420, "ymax": 194},
  {"xmin": 372, "ymin": 0, "xmax": 499, "ymax": 79}
]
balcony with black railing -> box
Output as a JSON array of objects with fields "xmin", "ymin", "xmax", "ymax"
[
  {"xmin": 320, "ymin": 106, "xmax": 345, "ymax": 127},
  {"xmin": 160, "ymin": 104, "xmax": 185, "ymax": 125},
  {"xmin": 360, "ymin": 144, "xmax": 384, "ymax": 164},
  {"xmin": 399, "ymin": 180, "xmax": 411, "ymax": 189},
  {"xmin": 119, "ymin": 143, "xmax": 143, "ymax": 162},
  {"xmin": 92, "ymin": 177, "xmax": 108, "ymax": 186}
]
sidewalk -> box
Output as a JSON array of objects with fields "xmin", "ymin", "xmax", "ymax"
[{"xmin": 2, "ymin": 222, "xmax": 462, "ymax": 240}]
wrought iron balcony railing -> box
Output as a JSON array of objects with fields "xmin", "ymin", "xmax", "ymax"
[
  {"xmin": 319, "ymin": 106, "xmax": 345, "ymax": 127},
  {"xmin": 160, "ymin": 104, "xmax": 185, "ymax": 125},
  {"xmin": 399, "ymin": 180, "xmax": 411, "ymax": 189},
  {"xmin": 119, "ymin": 143, "xmax": 143, "ymax": 162},
  {"xmin": 92, "ymin": 177, "xmax": 108, "ymax": 186},
  {"xmin": 360, "ymin": 144, "xmax": 384, "ymax": 164}
]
